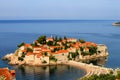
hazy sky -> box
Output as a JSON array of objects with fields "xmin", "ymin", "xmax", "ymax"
[{"xmin": 0, "ymin": 0, "xmax": 120, "ymax": 20}]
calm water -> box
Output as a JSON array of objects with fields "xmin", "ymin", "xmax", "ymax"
[{"xmin": 0, "ymin": 20, "xmax": 120, "ymax": 80}]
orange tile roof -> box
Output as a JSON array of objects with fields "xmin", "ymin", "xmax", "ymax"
[
  {"xmin": 21, "ymin": 50, "xmax": 26, "ymax": 52},
  {"xmin": 24, "ymin": 44, "xmax": 31, "ymax": 47},
  {"xmin": 50, "ymin": 46, "xmax": 62, "ymax": 49},
  {"xmin": 26, "ymin": 52, "xmax": 34, "ymax": 56},
  {"xmin": 80, "ymin": 42, "xmax": 97, "ymax": 47},
  {"xmin": 10, "ymin": 70, "xmax": 15, "ymax": 74},
  {"xmin": 46, "ymin": 37, "xmax": 53, "ymax": 41},
  {"xmin": 33, "ymin": 46, "xmax": 42, "ymax": 48},
  {"xmin": 55, "ymin": 50, "xmax": 68, "ymax": 54},
  {"xmin": 0, "ymin": 68, "xmax": 11, "ymax": 80},
  {"xmin": 84, "ymin": 47, "xmax": 89, "ymax": 51},
  {"xmin": 42, "ymin": 48, "xmax": 51, "ymax": 52},
  {"xmin": 62, "ymin": 39, "xmax": 67, "ymax": 41},
  {"xmin": 33, "ymin": 46, "xmax": 46, "ymax": 49},
  {"xmin": 71, "ymin": 44, "xmax": 79, "ymax": 48},
  {"xmin": 35, "ymin": 53, "xmax": 41, "ymax": 58},
  {"xmin": 34, "ymin": 50, "xmax": 42, "ymax": 53},
  {"xmin": 10, "ymin": 70, "xmax": 15, "ymax": 79}
]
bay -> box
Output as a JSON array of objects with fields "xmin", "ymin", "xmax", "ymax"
[{"xmin": 0, "ymin": 20, "xmax": 120, "ymax": 80}]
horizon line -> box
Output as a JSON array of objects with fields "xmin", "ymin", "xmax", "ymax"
[{"xmin": 0, "ymin": 19, "xmax": 119, "ymax": 21}]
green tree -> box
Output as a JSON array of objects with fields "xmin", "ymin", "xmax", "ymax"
[
  {"xmin": 88, "ymin": 46, "xmax": 97, "ymax": 54},
  {"xmin": 42, "ymin": 52, "xmax": 48, "ymax": 56},
  {"xmin": 81, "ymin": 52, "xmax": 89, "ymax": 56},
  {"xmin": 42, "ymin": 60, "xmax": 47, "ymax": 63},
  {"xmin": 76, "ymin": 49, "xmax": 79, "ymax": 55},
  {"xmin": 116, "ymin": 71, "xmax": 120, "ymax": 79},
  {"xmin": 64, "ymin": 36, "xmax": 67, "ymax": 40},
  {"xmin": 54, "ymin": 36, "xmax": 58, "ymax": 42},
  {"xmin": 31, "ymin": 42, "xmax": 38, "ymax": 47},
  {"xmin": 79, "ymin": 39, "xmax": 86, "ymax": 43},
  {"xmin": 26, "ymin": 48, "xmax": 33, "ymax": 52},
  {"xmin": 17, "ymin": 42, "xmax": 25, "ymax": 47},
  {"xmin": 49, "ymin": 55, "xmax": 57, "ymax": 62},
  {"xmin": 80, "ymin": 74, "xmax": 115, "ymax": 80},
  {"xmin": 18, "ymin": 57, "xmax": 24, "ymax": 61},
  {"xmin": 58, "ymin": 37, "xmax": 62, "ymax": 41},
  {"xmin": 47, "ymin": 41, "xmax": 53, "ymax": 46},
  {"xmin": 80, "ymin": 47, "xmax": 84, "ymax": 52},
  {"xmin": 37, "ymin": 35, "xmax": 46, "ymax": 44},
  {"xmin": 21, "ymin": 52, "xmax": 26, "ymax": 57}
]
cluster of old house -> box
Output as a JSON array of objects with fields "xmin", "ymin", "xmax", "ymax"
[{"xmin": 15, "ymin": 37, "xmax": 107, "ymax": 65}]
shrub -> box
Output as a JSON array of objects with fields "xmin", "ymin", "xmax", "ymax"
[
  {"xmin": 17, "ymin": 42, "xmax": 25, "ymax": 47},
  {"xmin": 26, "ymin": 48, "xmax": 33, "ymax": 52},
  {"xmin": 18, "ymin": 57, "xmax": 24, "ymax": 61},
  {"xmin": 79, "ymin": 39, "xmax": 85, "ymax": 43},
  {"xmin": 49, "ymin": 55, "xmax": 57, "ymax": 62},
  {"xmin": 42, "ymin": 60, "xmax": 47, "ymax": 63}
]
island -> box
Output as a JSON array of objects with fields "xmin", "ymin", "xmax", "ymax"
[
  {"xmin": 112, "ymin": 22, "xmax": 120, "ymax": 26},
  {"xmin": 4, "ymin": 35, "xmax": 120, "ymax": 80},
  {"xmin": 3, "ymin": 35, "xmax": 108, "ymax": 66}
]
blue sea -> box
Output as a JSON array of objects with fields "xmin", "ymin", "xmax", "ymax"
[{"xmin": 0, "ymin": 20, "xmax": 120, "ymax": 80}]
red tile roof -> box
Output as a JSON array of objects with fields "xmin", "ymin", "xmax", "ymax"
[
  {"xmin": 10, "ymin": 70, "xmax": 15, "ymax": 79},
  {"xmin": 35, "ymin": 53, "xmax": 41, "ymax": 58},
  {"xmin": 80, "ymin": 42, "xmax": 97, "ymax": 47},
  {"xmin": 46, "ymin": 37, "xmax": 53, "ymax": 41},
  {"xmin": 84, "ymin": 47, "xmax": 89, "ymax": 51},
  {"xmin": 55, "ymin": 50, "xmax": 68, "ymax": 54},
  {"xmin": 42, "ymin": 48, "xmax": 51, "ymax": 52},
  {"xmin": 26, "ymin": 52, "xmax": 34, "ymax": 56},
  {"xmin": 24, "ymin": 44, "xmax": 31, "ymax": 47},
  {"xmin": 0, "ymin": 68, "xmax": 11, "ymax": 80},
  {"xmin": 50, "ymin": 46, "xmax": 63, "ymax": 49},
  {"xmin": 21, "ymin": 50, "xmax": 26, "ymax": 52}
]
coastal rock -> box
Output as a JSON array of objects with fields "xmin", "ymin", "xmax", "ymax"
[
  {"xmin": 112, "ymin": 22, "xmax": 120, "ymax": 26},
  {"xmin": 2, "ymin": 53, "xmax": 13, "ymax": 60}
]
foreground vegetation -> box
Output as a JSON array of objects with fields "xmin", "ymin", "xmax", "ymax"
[{"xmin": 79, "ymin": 70, "xmax": 120, "ymax": 80}]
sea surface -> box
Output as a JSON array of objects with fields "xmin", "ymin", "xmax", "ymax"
[{"xmin": 0, "ymin": 20, "xmax": 120, "ymax": 80}]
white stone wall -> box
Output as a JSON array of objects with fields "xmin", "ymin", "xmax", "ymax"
[
  {"xmin": 34, "ymin": 56, "xmax": 41, "ymax": 64},
  {"xmin": 24, "ymin": 55, "xmax": 35, "ymax": 64},
  {"xmin": 18, "ymin": 52, "xmax": 22, "ymax": 57},
  {"xmin": 97, "ymin": 44, "xmax": 107, "ymax": 53},
  {"xmin": 53, "ymin": 52, "xmax": 69, "ymax": 63},
  {"xmin": 20, "ymin": 46, "xmax": 25, "ymax": 50},
  {"xmin": 40, "ymin": 56, "xmax": 49, "ymax": 64}
]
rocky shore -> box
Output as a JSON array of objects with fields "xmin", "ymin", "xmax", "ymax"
[
  {"xmin": 2, "ymin": 53, "xmax": 66, "ymax": 66},
  {"xmin": 112, "ymin": 22, "xmax": 120, "ymax": 26},
  {"xmin": 3, "ymin": 50, "xmax": 108, "ymax": 66}
]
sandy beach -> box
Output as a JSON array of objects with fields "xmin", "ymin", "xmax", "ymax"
[{"xmin": 66, "ymin": 61, "xmax": 111, "ymax": 78}]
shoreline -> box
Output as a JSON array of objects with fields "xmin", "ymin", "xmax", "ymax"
[
  {"xmin": 112, "ymin": 22, "xmax": 120, "ymax": 26},
  {"xmin": 2, "ymin": 54, "xmax": 111, "ymax": 79},
  {"xmin": 65, "ymin": 61, "xmax": 87, "ymax": 77},
  {"xmin": 66, "ymin": 61, "xmax": 111, "ymax": 78}
]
